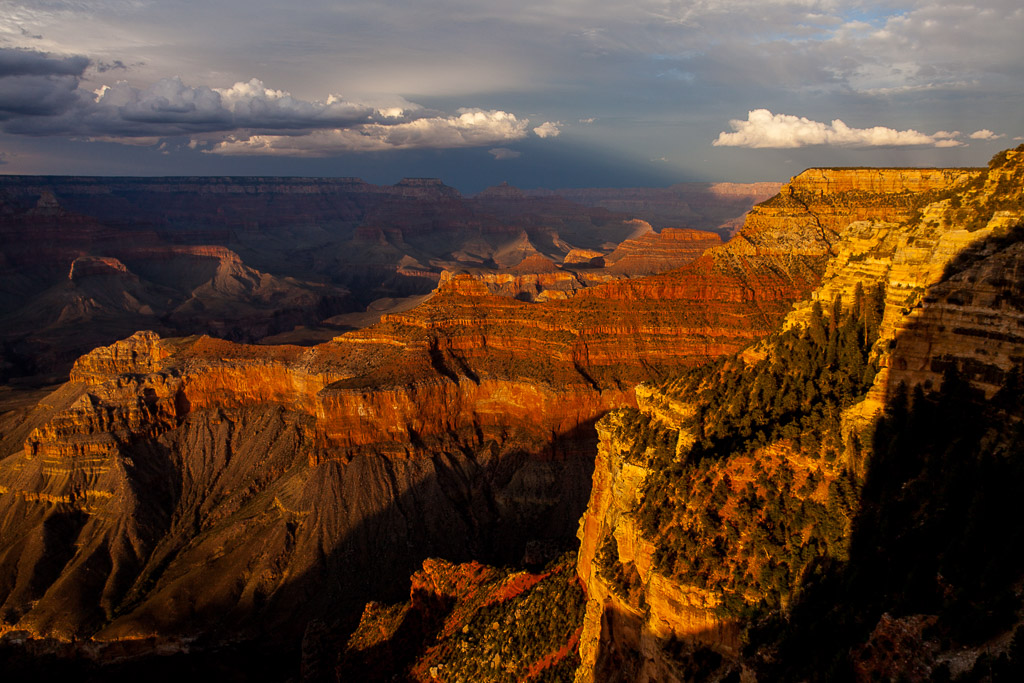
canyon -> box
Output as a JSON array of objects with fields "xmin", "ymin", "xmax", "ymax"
[
  {"xmin": 0, "ymin": 177, "xmax": 770, "ymax": 383},
  {"xmin": 0, "ymin": 175, "xmax": 792, "ymax": 675},
  {"xmin": 2, "ymin": 151, "xmax": 1022, "ymax": 681},
  {"xmin": 572, "ymin": 152, "xmax": 1024, "ymax": 681}
]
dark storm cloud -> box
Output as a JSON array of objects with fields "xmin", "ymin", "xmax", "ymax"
[
  {"xmin": 0, "ymin": 48, "xmax": 88, "ymax": 78},
  {"xmin": 0, "ymin": 64, "xmax": 542, "ymax": 152},
  {"xmin": 0, "ymin": 74, "xmax": 80, "ymax": 118},
  {"xmin": 0, "ymin": 48, "xmax": 88, "ymax": 119},
  {"xmin": 0, "ymin": 2, "xmax": 1021, "ymax": 178}
]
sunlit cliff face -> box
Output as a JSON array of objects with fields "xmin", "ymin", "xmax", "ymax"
[
  {"xmin": 572, "ymin": 150, "xmax": 1024, "ymax": 683},
  {"xmin": 3, "ymin": 149, "xmax": 1023, "ymax": 680}
]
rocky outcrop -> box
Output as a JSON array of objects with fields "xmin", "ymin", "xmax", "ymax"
[
  {"xmin": 575, "ymin": 410, "xmax": 739, "ymax": 683},
  {"xmin": 564, "ymin": 249, "xmax": 606, "ymax": 267},
  {"xmin": 0, "ymin": 174, "xmax": 829, "ymax": 665},
  {"xmin": 7, "ymin": 154, "xmax": 1015, "ymax": 677},
  {"xmin": 67, "ymin": 256, "xmax": 130, "ymax": 281},
  {"xmin": 572, "ymin": 151, "xmax": 1024, "ymax": 682},
  {"xmin": 740, "ymin": 167, "xmax": 980, "ymax": 256},
  {"xmin": 339, "ymin": 553, "xmax": 584, "ymax": 682},
  {"xmin": 604, "ymin": 225, "xmax": 722, "ymax": 275}
]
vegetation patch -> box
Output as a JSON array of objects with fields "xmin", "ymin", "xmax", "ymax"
[{"xmin": 633, "ymin": 284, "xmax": 883, "ymax": 617}]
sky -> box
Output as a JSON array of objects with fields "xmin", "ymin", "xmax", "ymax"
[{"xmin": 0, "ymin": 0, "xmax": 1022, "ymax": 191}]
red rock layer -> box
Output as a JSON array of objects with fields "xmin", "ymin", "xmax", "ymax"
[
  {"xmin": 3, "ymin": 165, "xmax": 967, "ymax": 660},
  {"xmin": 604, "ymin": 226, "xmax": 723, "ymax": 275}
]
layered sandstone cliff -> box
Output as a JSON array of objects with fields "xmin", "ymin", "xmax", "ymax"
[
  {"xmin": 572, "ymin": 152, "xmax": 1024, "ymax": 682},
  {"xmin": 3, "ymin": 155, "xmax": 1014, "ymax": 677},
  {"xmin": 0, "ymin": 174, "xmax": 828, "ymax": 667}
]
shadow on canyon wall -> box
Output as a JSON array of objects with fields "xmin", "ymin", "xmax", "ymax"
[
  {"xmin": 590, "ymin": 602, "xmax": 740, "ymax": 683},
  {"xmin": 0, "ymin": 412, "xmax": 606, "ymax": 682},
  {"xmin": 747, "ymin": 225, "xmax": 1024, "ymax": 681}
]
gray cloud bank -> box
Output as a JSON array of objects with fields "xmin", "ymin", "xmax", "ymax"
[
  {"xmin": 0, "ymin": 48, "xmax": 556, "ymax": 155},
  {"xmin": 0, "ymin": 1, "xmax": 1022, "ymax": 177}
]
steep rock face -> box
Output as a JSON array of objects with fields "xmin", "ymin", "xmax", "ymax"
[
  {"xmin": 739, "ymin": 167, "xmax": 980, "ymax": 255},
  {"xmin": 572, "ymin": 153, "xmax": 1024, "ymax": 682},
  {"xmin": 6, "ymin": 160, "xmax": 998, "ymax": 672},
  {"xmin": 0, "ymin": 176, "xmax": 831, "ymax": 664},
  {"xmin": 575, "ymin": 408, "xmax": 738, "ymax": 683},
  {"xmin": 604, "ymin": 226, "xmax": 722, "ymax": 275}
]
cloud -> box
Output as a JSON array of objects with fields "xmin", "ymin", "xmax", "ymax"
[
  {"xmin": 0, "ymin": 48, "xmax": 88, "ymax": 78},
  {"xmin": 1, "ymin": 2, "xmax": 1021, "ymax": 177},
  {"xmin": 532, "ymin": 121, "xmax": 561, "ymax": 138},
  {"xmin": 207, "ymin": 109, "xmax": 530, "ymax": 156},
  {"xmin": 63, "ymin": 77, "xmax": 391, "ymax": 135},
  {"xmin": 94, "ymin": 60, "xmax": 129, "ymax": 73},
  {"xmin": 969, "ymin": 129, "xmax": 1004, "ymax": 140},
  {"xmin": 713, "ymin": 109, "xmax": 965, "ymax": 149},
  {"xmin": 489, "ymin": 147, "xmax": 521, "ymax": 160},
  {"xmin": 0, "ymin": 48, "xmax": 88, "ymax": 120},
  {"xmin": 0, "ymin": 74, "xmax": 82, "ymax": 119},
  {"xmin": 0, "ymin": 54, "xmax": 534, "ymax": 154}
]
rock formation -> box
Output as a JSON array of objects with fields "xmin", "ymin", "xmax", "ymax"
[
  {"xmin": 338, "ymin": 553, "xmax": 584, "ymax": 681},
  {"xmin": 572, "ymin": 151, "xmax": 1024, "ymax": 681},
  {"xmin": 603, "ymin": 223, "xmax": 723, "ymax": 276},
  {"xmin": 1, "ymin": 176, "xmax": 771, "ymax": 381},
  {"xmin": 0, "ymin": 173, "xmax": 833, "ymax": 671},
  {"xmin": 3, "ymin": 152, "xmax": 1018, "ymax": 679}
]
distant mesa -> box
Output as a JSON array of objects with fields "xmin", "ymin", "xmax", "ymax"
[
  {"xmin": 68, "ymin": 255, "xmax": 130, "ymax": 281},
  {"xmin": 394, "ymin": 177, "xmax": 461, "ymax": 199},
  {"xmin": 564, "ymin": 248, "xmax": 606, "ymax": 267},
  {"xmin": 604, "ymin": 224, "xmax": 722, "ymax": 275}
]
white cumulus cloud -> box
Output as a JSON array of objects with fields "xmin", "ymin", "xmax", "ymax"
[
  {"xmin": 713, "ymin": 109, "xmax": 966, "ymax": 149},
  {"xmin": 969, "ymin": 129, "xmax": 1004, "ymax": 140},
  {"xmin": 0, "ymin": 51, "xmax": 537, "ymax": 155},
  {"xmin": 532, "ymin": 121, "xmax": 561, "ymax": 138},
  {"xmin": 208, "ymin": 108, "xmax": 529, "ymax": 156}
]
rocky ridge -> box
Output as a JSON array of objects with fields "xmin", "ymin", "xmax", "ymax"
[
  {"xmin": 0, "ymin": 172, "xmax": 845, "ymax": 668},
  {"xmin": 572, "ymin": 151, "xmax": 1024, "ymax": 682},
  {"xmin": 1, "ymin": 176, "xmax": 772, "ymax": 381},
  {"xmin": 0, "ymin": 160, "xmax": 1002, "ymax": 677}
]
